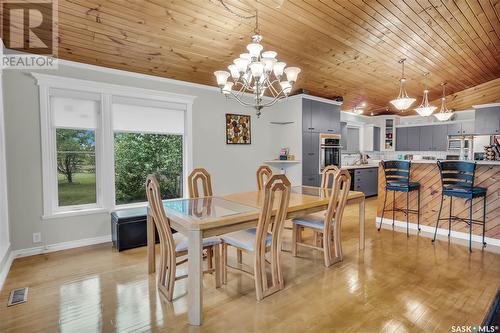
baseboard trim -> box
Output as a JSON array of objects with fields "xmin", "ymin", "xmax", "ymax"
[
  {"xmin": 375, "ymin": 217, "xmax": 500, "ymax": 249},
  {"xmin": 0, "ymin": 245, "xmax": 14, "ymax": 292},
  {"xmin": 13, "ymin": 235, "xmax": 112, "ymax": 258}
]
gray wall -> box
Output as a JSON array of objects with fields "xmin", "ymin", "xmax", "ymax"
[{"xmin": 3, "ymin": 62, "xmax": 289, "ymax": 251}]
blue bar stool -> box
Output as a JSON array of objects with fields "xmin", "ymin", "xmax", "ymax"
[
  {"xmin": 377, "ymin": 160, "xmax": 421, "ymax": 237},
  {"xmin": 432, "ymin": 161, "xmax": 487, "ymax": 252}
]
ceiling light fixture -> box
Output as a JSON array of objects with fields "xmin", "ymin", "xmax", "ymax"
[
  {"xmin": 352, "ymin": 102, "xmax": 366, "ymax": 115},
  {"xmin": 434, "ymin": 82, "xmax": 454, "ymax": 121},
  {"xmin": 414, "ymin": 72, "xmax": 436, "ymax": 117},
  {"xmin": 214, "ymin": 2, "xmax": 300, "ymax": 117},
  {"xmin": 390, "ymin": 58, "xmax": 416, "ymax": 111}
]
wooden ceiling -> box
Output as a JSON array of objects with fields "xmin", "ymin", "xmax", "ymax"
[{"xmin": 14, "ymin": 0, "xmax": 500, "ymax": 114}]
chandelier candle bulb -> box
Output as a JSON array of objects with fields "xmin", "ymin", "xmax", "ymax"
[
  {"xmin": 247, "ymin": 43, "xmax": 263, "ymax": 58},
  {"xmin": 284, "ymin": 67, "xmax": 301, "ymax": 83},
  {"xmin": 273, "ymin": 62, "xmax": 286, "ymax": 77},
  {"xmin": 280, "ymin": 81, "xmax": 292, "ymax": 94},
  {"xmin": 222, "ymin": 82, "xmax": 234, "ymax": 95},
  {"xmin": 261, "ymin": 51, "xmax": 277, "ymax": 59},
  {"xmin": 234, "ymin": 58, "xmax": 250, "ymax": 73},
  {"xmin": 214, "ymin": 70, "xmax": 230, "ymax": 87},
  {"xmin": 228, "ymin": 64, "xmax": 240, "ymax": 79}
]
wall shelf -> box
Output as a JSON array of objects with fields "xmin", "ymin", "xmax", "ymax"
[
  {"xmin": 264, "ymin": 160, "xmax": 301, "ymax": 164},
  {"xmin": 269, "ymin": 121, "xmax": 295, "ymax": 125}
]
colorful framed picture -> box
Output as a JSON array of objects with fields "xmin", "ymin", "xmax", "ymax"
[{"xmin": 226, "ymin": 114, "xmax": 251, "ymax": 144}]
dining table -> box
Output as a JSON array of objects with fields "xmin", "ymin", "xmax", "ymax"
[{"xmin": 146, "ymin": 185, "xmax": 366, "ymax": 326}]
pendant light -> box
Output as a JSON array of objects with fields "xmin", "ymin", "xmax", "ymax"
[
  {"xmin": 434, "ymin": 82, "xmax": 454, "ymax": 121},
  {"xmin": 414, "ymin": 73, "xmax": 436, "ymax": 117},
  {"xmin": 390, "ymin": 58, "xmax": 416, "ymax": 111}
]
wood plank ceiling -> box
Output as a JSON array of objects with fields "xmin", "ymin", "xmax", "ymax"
[{"xmin": 26, "ymin": 0, "xmax": 500, "ymax": 115}]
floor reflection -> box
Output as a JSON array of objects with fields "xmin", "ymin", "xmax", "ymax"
[{"xmin": 59, "ymin": 276, "xmax": 102, "ymax": 333}]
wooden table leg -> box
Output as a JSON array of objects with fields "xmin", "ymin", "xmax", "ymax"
[
  {"xmin": 359, "ymin": 198, "xmax": 365, "ymax": 250},
  {"xmin": 147, "ymin": 208, "xmax": 155, "ymax": 274},
  {"xmin": 187, "ymin": 229, "xmax": 203, "ymax": 326}
]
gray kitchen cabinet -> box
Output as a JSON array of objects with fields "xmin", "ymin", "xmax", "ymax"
[
  {"xmin": 419, "ymin": 126, "xmax": 433, "ymax": 151},
  {"xmin": 302, "ymin": 132, "xmax": 319, "ymax": 176},
  {"xmin": 447, "ymin": 123, "xmax": 462, "ymax": 136},
  {"xmin": 302, "ymin": 174, "xmax": 320, "ymax": 187},
  {"xmin": 396, "ymin": 127, "xmax": 408, "ymax": 151},
  {"xmin": 346, "ymin": 127, "xmax": 360, "ymax": 153},
  {"xmin": 320, "ymin": 103, "xmax": 341, "ymax": 133},
  {"xmin": 340, "ymin": 122, "xmax": 347, "ymax": 150},
  {"xmin": 432, "ymin": 125, "xmax": 448, "ymax": 151},
  {"xmin": 373, "ymin": 126, "xmax": 380, "ymax": 151},
  {"xmin": 310, "ymin": 100, "xmax": 323, "ymax": 132},
  {"xmin": 302, "ymin": 99, "xmax": 313, "ymax": 132},
  {"xmin": 461, "ymin": 121, "xmax": 475, "ymax": 135},
  {"xmin": 354, "ymin": 167, "xmax": 378, "ymax": 197},
  {"xmin": 407, "ymin": 127, "xmax": 420, "ymax": 151},
  {"xmin": 475, "ymin": 106, "xmax": 500, "ymax": 135}
]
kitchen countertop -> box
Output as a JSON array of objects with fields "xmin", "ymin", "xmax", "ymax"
[
  {"xmin": 341, "ymin": 164, "xmax": 379, "ymax": 170},
  {"xmin": 405, "ymin": 160, "xmax": 500, "ymax": 165}
]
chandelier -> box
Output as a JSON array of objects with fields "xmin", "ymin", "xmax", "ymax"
[
  {"xmin": 213, "ymin": 5, "xmax": 300, "ymax": 117},
  {"xmin": 414, "ymin": 73, "xmax": 436, "ymax": 117},
  {"xmin": 352, "ymin": 102, "xmax": 366, "ymax": 115},
  {"xmin": 434, "ymin": 82, "xmax": 454, "ymax": 121},
  {"xmin": 390, "ymin": 58, "xmax": 416, "ymax": 111}
]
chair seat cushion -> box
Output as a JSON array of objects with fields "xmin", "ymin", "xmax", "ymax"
[
  {"xmin": 291, "ymin": 214, "xmax": 325, "ymax": 230},
  {"xmin": 443, "ymin": 185, "xmax": 487, "ymax": 198},
  {"xmin": 173, "ymin": 233, "xmax": 220, "ymax": 252},
  {"xmin": 386, "ymin": 181, "xmax": 420, "ymax": 192},
  {"xmin": 221, "ymin": 228, "xmax": 272, "ymax": 252}
]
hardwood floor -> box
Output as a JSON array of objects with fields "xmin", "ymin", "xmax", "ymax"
[{"xmin": 1, "ymin": 197, "xmax": 499, "ymax": 332}]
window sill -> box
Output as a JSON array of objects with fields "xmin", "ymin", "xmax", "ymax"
[{"xmin": 42, "ymin": 208, "xmax": 110, "ymax": 220}]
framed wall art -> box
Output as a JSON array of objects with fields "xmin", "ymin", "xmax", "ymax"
[{"xmin": 226, "ymin": 113, "xmax": 251, "ymax": 144}]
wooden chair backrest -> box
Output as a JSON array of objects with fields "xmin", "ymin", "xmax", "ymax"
[
  {"xmin": 324, "ymin": 170, "xmax": 351, "ymax": 235},
  {"xmin": 255, "ymin": 174, "xmax": 291, "ymax": 254},
  {"xmin": 188, "ymin": 168, "xmax": 213, "ymax": 198},
  {"xmin": 145, "ymin": 175, "xmax": 175, "ymax": 255},
  {"xmin": 256, "ymin": 165, "xmax": 273, "ymax": 190},
  {"xmin": 320, "ymin": 165, "xmax": 340, "ymax": 188}
]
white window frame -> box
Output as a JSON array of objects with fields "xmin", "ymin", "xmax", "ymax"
[{"xmin": 34, "ymin": 73, "xmax": 195, "ymax": 219}]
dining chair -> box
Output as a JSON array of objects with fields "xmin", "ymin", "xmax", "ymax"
[
  {"xmin": 188, "ymin": 168, "xmax": 213, "ymax": 198},
  {"xmin": 145, "ymin": 175, "xmax": 221, "ymax": 301},
  {"xmin": 291, "ymin": 169, "xmax": 351, "ymax": 267},
  {"xmin": 256, "ymin": 165, "xmax": 273, "ymax": 190},
  {"xmin": 220, "ymin": 174, "xmax": 291, "ymax": 301},
  {"xmin": 320, "ymin": 165, "xmax": 340, "ymax": 188},
  {"xmin": 313, "ymin": 165, "xmax": 341, "ymax": 245}
]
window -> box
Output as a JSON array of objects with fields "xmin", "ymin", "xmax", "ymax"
[
  {"xmin": 56, "ymin": 129, "xmax": 96, "ymax": 206},
  {"xmin": 50, "ymin": 94, "xmax": 101, "ymax": 211},
  {"xmin": 112, "ymin": 100, "xmax": 185, "ymax": 205},
  {"xmin": 35, "ymin": 73, "xmax": 194, "ymax": 218}
]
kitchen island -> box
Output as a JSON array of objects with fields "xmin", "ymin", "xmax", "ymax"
[{"xmin": 377, "ymin": 160, "xmax": 500, "ymax": 248}]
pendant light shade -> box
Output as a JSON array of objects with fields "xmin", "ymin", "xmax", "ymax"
[
  {"xmin": 390, "ymin": 59, "xmax": 416, "ymax": 111},
  {"xmin": 433, "ymin": 82, "xmax": 454, "ymax": 121},
  {"xmin": 414, "ymin": 73, "xmax": 437, "ymax": 117}
]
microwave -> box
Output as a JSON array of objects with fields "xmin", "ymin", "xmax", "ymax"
[{"xmin": 448, "ymin": 137, "xmax": 471, "ymax": 150}]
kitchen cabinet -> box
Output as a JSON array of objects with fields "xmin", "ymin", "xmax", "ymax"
[
  {"xmin": 303, "ymin": 99, "xmax": 341, "ymax": 133},
  {"xmin": 406, "ymin": 127, "xmax": 420, "ymax": 151},
  {"xmin": 373, "ymin": 126, "xmax": 380, "ymax": 151},
  {"xmin": 302, "ymin": 174, "xmax": 320, "ymax": 187},
  {"xmin": 419, "ymin": 126, "xmax": 433, "ymax": 151},
  {"xmin": 353, "ymin": 167, "xmax": 378, "ymax": 197},
  {"xmin": 396, "ymin": 127, "xmax": 408, "ymax": 151},
  {"xmin": 302, "ymin": 132, "xmax": 319, "ymax": 176},
  {"xmin": 361, "ymin": 125, "xmax": 381, "ymax": 152},
  {"xmin": 345, "ymin": 127, "xmax": 360, "ymax": 153},
  {"xmin": 302, "ymin": 99, "xmax": 312, "ymax": 132},
  {"xmin": 447, "ymin": 123, "xmax": 462, "ymax": 136},
  {"xmin": 432, "ymin": 125, "xmax": 448, "ymax": 151},
  {"xmin": 461, "ymin": 121, "xmax": 475, "ymax": 135},
  {"xmin": 475, "ymin": 106, "xmax": 500, "ymax": 135},
  {"xmin": 340, "ymin": 122, "xmax": 347, "ymax": 150}
]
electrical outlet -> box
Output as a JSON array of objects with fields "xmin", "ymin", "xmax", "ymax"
[{"xmin": 32, "ymin": 232, "xmax": 42, "ymax": 243}]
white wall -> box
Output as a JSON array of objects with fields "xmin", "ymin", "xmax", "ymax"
[
  {"xmin": 2, "ymin": 60, "xmax": 292, "ymax": 252},
  {"xmin": 0, "ymin": 43, "xmax": 13, "ymax": 288}
]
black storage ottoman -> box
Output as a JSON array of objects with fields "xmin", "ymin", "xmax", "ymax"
[{"xmin": 111, "ymin": 207, "xmax": 159, "ymax": 251}]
